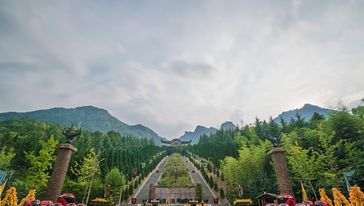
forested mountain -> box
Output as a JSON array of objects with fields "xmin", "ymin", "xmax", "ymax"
[
  {"xmin": 274, "ymin": 103, "xmax": 334, "ymax": 123},
  {"xmin": 0, "ymin": 118, "xmax": 164, "ymax": 203},
  {"xmin": 191, "ymin": 105, "xmax": 364, "ymax": 203},
  {"xmin": 0, "ymin": 106, "xmax": 164, "ymax": 144}
]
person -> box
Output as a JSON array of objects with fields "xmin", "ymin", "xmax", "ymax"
[{"xmin": 277, "ymin": 194, "xmax": 295, "ymax": 206}]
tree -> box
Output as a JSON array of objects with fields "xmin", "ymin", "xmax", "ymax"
[
  {"xmin": 0, "ymin": 146, "xmax": 15, "ymax": 170},
  {"xmin": 0, "ymin": 118, "xmax": 163, "ymax": 201},
  {"xmin": 268, "ymin": 117, "xmax": 281, "ymax": 137},
  {"xmin": 311, "ymin": 112, "xmax": 325, "ymax": 121},
  {"xmin": 71, "ymin": 148, "xmax": 101, "ymax": 204},
  {"xmin": 221, "ymin": 140, "xmax": 276, "ymax": 200},
  {"xmin": 285, "ymin": 141, "xmax": 320, "ymax": 201},
  {"xmin": 128, "ymin": 185, "xmax": 133, "ymax": 196},
  {"xmin": 122, "ymin": 189, "xmax": 128, "ymax": 201},
  {"xmin": 220, "ymin": 188, "xmax": 225, "ymax": 199},
  {"xmin": 24, "ymin": 135, "xmax": 58, "ymax": 195},
  {"xmin": 196, "ymin": 183, "xmax": 202, "ymax": 199},
  {"xmin": 105, "ymin": 168, "xmax": 126, "ymax": 204},
  {"xmin": 207, "ymin": 163, "xmax": 212, "ymax": 172},
  {"xmin": 326, "ymin": 111, "xmax": 361, "ymax": 143},
  {"xmin": 285, "ymin": 140, "xmax": 316, "ymax": 182},
  {"xmin": 209, "ymin": 176, "xmax": 213, "ymax": 188},
  {"xmin": 105, "ymin": 168, "xmax": 126, "ymax": 189}
]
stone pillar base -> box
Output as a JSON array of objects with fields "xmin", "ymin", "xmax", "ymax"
[
  {"xmin": 45, "ymin": 144, "xmax": 77, "ymax": 202},
  {"xmin": 267, "ymin": 148, "xmax": 294, "ymax": 197}
]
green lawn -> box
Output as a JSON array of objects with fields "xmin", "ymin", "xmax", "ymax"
[{"xmin": 158, "ymin": 153, "xmax": 194, "ymax": 187}]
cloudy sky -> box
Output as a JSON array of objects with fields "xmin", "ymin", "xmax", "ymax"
[{"xmin": 1, "ymin": 0, "xmax": 364, "ymax": 139}]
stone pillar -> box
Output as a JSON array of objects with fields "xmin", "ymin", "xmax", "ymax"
[
  {"xmin": 267, "ymin": 148, "xmax": 294, "ymax": 196},
  {"xmin": 45, "ymin": 144, "xmax": 77, "ymax": 202}
]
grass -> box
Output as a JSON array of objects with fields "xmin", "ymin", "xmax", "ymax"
[{"xmin": 158, "ymin": 153, "xmax": 194, "ymax": 187}]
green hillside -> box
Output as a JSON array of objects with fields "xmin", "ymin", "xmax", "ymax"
[
  {"xmin": 0, "ymin": 118, "xmax": 164, "ymax": 202},
  {"xmin": 0, "ymin": 106, "xmax": 164, "ymax": 145}
]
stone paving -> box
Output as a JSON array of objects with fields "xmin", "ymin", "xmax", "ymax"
[
  {"xmin": 133, "ymin": 156, "xmax": 217, "ymax": 205},
  {"xmin": 181, "ymin": 156, "xmax": 216, "ymax": 204},
  {"xmin": 134, "ymin": 159, "xmax": 167, "ymax": 203}
]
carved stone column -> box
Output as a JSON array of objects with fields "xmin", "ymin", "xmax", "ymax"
[
  {"xmin": 45, "ymin": 144, "xmax": 77, "ymax": 202},
  {"xmin": 267, "ymin": 148, "xmax": 294, "ymax": 196}
]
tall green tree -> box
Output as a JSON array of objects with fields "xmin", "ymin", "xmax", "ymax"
[
  {"xmin": 105, "ymin": 168, "xmax": 126, "ymax": 189},
  {"xmin": 105, "ymin": 168, "xmax": 126, "ymax": 204},
  {"xmin": 71, "ymin": 148, "xmax": 101, "ymax": 204},
  {"xmin": 24, "ymin": 135, "xmax": 58, "ymax": 195}
]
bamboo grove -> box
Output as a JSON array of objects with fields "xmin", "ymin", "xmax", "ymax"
[{"xmin": 189, "ymin": 106, "xmax": 364, "ymax": 203}]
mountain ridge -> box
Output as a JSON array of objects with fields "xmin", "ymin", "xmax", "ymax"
[
  {"xmin": 0, "ymin": 105, "xmax": 164, "ymax": 145},
  {"xmin": 179, "ymin": 121, "xmax": 237, "ymax": 144},
  {"xmin": 0, "ymin": 103, "xmax": 336, "ymax": 146},
  {"xmin": 273, "ymin": 103, "xmax": 335, "ymax": 123},
  {"xmin": 179, "ymin": 104, "xmax": 334, "ymax": 144}
]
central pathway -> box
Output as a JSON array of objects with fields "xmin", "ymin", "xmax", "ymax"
[
  {"xmin": 182, "ymin": 156, "xmax": 216, "ymax": 203},
  {"xmin": 133, "ymin": 155, "xmax": 216, "ymax": 204}
]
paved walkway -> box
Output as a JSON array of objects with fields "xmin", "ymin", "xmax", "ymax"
[
  {"xmin": 133, "ymin": 155, "xmax": 216, "ymax": 205},
  {"xmin": 181, "ymin": 156, "xmax": 216, "ymax": 203},
  {"xmin": 134, "ymin": 158, "xmax": 167, "ymax": 204}
]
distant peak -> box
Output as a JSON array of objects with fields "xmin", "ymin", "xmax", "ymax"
[
  {"xmin": 221, "ymin": 121, "xmax": 234, "ymax": 125},
  {"xmin": 73, "ymin": 105, "xmax": 109, "ymax": 113},
  {"xmin": 195, "ymin": 125, "xmax": 207, "ymax": 132},
  {"xmin": 75, "ymin": 105, "xmax": 103, "ymax": 110},
  {"xmin": 302, "ymin": 103, "xmax": 319, "ymax": 108},
  {"xmin": 221, "ymin": 121, "xmax": 236, "ymax": 130},
  {"xmin": 274, "ymin": 103, "xmax": 333, "ymax": 124}
]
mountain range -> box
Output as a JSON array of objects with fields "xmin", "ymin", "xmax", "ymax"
[
  {"xmin": 179, "ymin": 104, "xmax": 334, "ymax": 144},
  {"xmin": 0, "ymin": 103, "xmax": 334, "ymax": 145},
  {"xmin": 273, "ymin": 103, "xmax": 334, "ymax": 123},
  {"xmin": 0, "ymin": 106, "xmax": 164, "ymax": 145},
  {"xmin": 179, "ymin": 121, "xmax": 237, "ymax": 144}
]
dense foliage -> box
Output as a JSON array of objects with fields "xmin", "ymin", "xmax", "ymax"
[
  {"xmin": 191, "ymin": 129, "xmax": 240, "ymax": 168},
  {"xmin": 190, "ymin": 106, "xmax": 364, "ymax": 203},
  {"xmin": 158, "ymin": 154, "xmax": 194, "ymax": 187},
  {"xmin": 0, "ymin": 118, "xmax": 163, "ymax": 203}
]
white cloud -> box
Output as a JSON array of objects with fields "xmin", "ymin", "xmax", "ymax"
[{"xmin": 0, "ymin": 0, "xmax": 364, "ymax": 138}]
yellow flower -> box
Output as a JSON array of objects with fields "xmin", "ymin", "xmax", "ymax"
[
  {"xmin": 91, "ymin": 198, "xmax": 108, "ymax": 202},
  {"xmin": 349, "ymin": 185, "xmax": 364, "ymax": 206},
  {"xmin": 1, "ymin": 187, "xmax": 18, "ymax": 206},
  {"xmin": 332, "ymin": 188, "xmax": 350, "ymax": 206},
  {"xmin": 320, "ymin": 189, "xmax": 333, "ymax": 206},
  {"xmin": 18, "ymin": 189, "xmax": 36, "ymax": 206}
]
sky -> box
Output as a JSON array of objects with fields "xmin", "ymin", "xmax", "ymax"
[{"xmin": 1, "ymin": 0, "xmax": 364, "ymax": 139}]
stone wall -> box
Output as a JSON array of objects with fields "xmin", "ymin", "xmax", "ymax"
[{"xmin": 149, "ymin": 185, "xmax": 196, "ymax": 201}]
